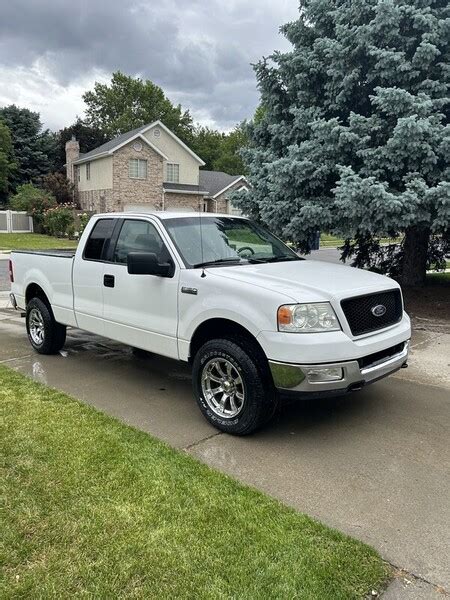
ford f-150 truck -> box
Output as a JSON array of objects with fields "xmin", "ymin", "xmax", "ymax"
[{"xmin": 9, "ymin": 211, "xmax": 411, "ymax": 434}]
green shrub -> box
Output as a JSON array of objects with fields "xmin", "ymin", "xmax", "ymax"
[
  {"xmin": 78, "ymin": 212, "xmax": 91, "ymax": 236},
  {"xmin": 9, "ymin": 183, "xmax": 57, "ymax": 229},
  {"xmin": 41, "ymin": 172, "xmax": 75, "ymax": 205},
  {"xmin": 43, "ymin": 206, "xmax": 75, "ymax": 238}
]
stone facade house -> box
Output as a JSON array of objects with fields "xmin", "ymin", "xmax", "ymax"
[{"xmin": 66, "ymin": 120, "xmax": 249, "ymax": 214}]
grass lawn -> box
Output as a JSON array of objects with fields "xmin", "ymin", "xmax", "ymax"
[
  {"xmin": 0, "ymin": 233, "xmax": 78, "ymax": 251},
  {"xmin": 0, "ymin": 366, "xmax": 389, "ymax": 599},
  {"xmin": 426, "ymin": 271, "xmax": 450, "ymax": 284},
  {"xmin": 320, "ymin": 234, "xmax": 402, "ymax": 248}
]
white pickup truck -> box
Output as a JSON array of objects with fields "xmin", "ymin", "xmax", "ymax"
[{"xmin": 10, "ymin": 211, "xmax": 411, "ymax": 434}]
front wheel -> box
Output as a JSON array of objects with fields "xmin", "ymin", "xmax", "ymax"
[
  {"xmin": 192, "ymin": 338, "xmax": 277, "ymax": 435},
  {"xmin": 26, "ymin": 297, "xmax": 66, "ymax": 355}
]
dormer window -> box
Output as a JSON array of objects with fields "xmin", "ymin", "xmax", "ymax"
[{"xmin": 166, "ymin": 163, "xmax": 179, "ymax": 183}]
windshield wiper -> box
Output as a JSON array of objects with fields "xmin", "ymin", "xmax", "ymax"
[
  {"xmin": 193, "ymin": 257, "xmax": 242, "ymax": 268},
  {"xmin": 247, "ymin": 255, "xmax": 302, "ymax": 264}
]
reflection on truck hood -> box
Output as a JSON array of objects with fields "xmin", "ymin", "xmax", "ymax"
[{"xmin": 209, "ymin": 260, "xmax": 398, "ymax": 303}]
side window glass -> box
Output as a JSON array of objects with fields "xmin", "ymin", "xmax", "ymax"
[
  {"xmin": 84, "ymin": 219, "xmax": 115, "ymax": 261},
  {"xmin": 113, "ymin": 220, "xmax": 169, "ymax": 264}
]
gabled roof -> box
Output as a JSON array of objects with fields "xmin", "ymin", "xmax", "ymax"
[
  {"xmin": 73, "ymin": 120, "xmax": 205, "ymax": 166},
  {"xmin": 199, "ymin": 171, "xmax": 248, "ymax": 198},
  {"xmin": 74, "ymin": 124, "xmax": 148, "ymax": 163}
]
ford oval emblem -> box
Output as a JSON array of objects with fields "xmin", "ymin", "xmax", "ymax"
[{"xmin": 371, "ymin": 304, "xmax": 387, "ymax": 317}]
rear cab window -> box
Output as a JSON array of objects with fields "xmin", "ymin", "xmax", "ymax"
[{"xmin": 83, "ymin": 219, "xmax": 116, "ymax": 261}]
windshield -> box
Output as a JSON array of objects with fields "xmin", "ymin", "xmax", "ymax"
[{"xmin": 163, "ymin": 216, "xmax": 301, "ymax": 268}]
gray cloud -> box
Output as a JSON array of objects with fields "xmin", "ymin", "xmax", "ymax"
[{"xmin": 0, "ymin": 0, "xmax": 298, "ymax": 129}]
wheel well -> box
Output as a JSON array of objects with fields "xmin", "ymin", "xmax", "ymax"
[
  {"xmin": 25, "ymin": 283, "xmax": 50, "ymax": 307},
  {"xmin": 189, "ymin": 318, "xmax": 267, "ymax": 364}
]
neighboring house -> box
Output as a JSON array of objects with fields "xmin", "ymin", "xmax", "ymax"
[{"xmin": 66, "ymin": 120, "xmax": 249, "ymax": 214}]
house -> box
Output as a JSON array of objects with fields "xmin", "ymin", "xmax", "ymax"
[{"xmin": 65, "ymin": 120, "xmax": 249, "ymax": 214}]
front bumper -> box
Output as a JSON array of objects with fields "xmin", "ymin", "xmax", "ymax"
[{"xmin": 269, "ymin": 340, "xmax": 409, "ymax": 395}]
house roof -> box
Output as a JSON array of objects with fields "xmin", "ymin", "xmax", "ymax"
[
  {"xmin": 72, "ymin": 120, "xmax": 205, "ymax": 166},
  {"xmin": 74, "ymin": 125, "xmax": 148, "ymax": 163},
  {"xmin": 163, "ymin": 183, "xmax": 209, "ymax": 195},
  {"xmin": 199, "ymin": 171, "xmax": 247, "ymax": 198}
]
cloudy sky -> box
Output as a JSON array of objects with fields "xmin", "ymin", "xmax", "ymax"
[{"xmin": 0, "ymin": 0, "xmax": 298, "ymax": 132}]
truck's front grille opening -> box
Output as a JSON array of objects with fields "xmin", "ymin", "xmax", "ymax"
[
  {"xmin": 341, "ymin": 289, "xmax": 403, "ymax": 336},
  {"xmin": 358, "ymin": 342, "xmax": 405, "ymax": 370}
]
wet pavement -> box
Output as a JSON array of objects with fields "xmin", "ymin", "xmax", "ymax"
[{"xmin": 0, "ymin": 308, "xmax": 449, "ymax": 597}]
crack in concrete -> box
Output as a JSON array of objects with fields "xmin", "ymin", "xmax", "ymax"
[
  {"xmin": 381, "ymin": 561, "xmax": 449, "ymax": 598},
  {"xmin": 410, "ymin": 332, "xmax": 445, "ymax": 350},
  {"xmin": 183, "ymin": 431, "xmax": 222, "ymax": 452},
  {"xmin": 0, "ymin": 354, "xmax": 33, "ymax": 364}
]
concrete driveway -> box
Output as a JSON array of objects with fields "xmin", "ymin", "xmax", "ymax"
[
  {"xmin": 0, "ymin": 257, "xmax": 9, "ymax": 292},
  {"xmin": 0, "ymin": 308, "xmax": 449, "ymax": 598}
]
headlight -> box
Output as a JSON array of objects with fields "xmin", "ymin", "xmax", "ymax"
[{"xmin": 277, "ymin": 303, "xmax": 341, "ymax": 333}]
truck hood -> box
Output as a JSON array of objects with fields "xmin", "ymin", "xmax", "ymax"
[{"xmin": 208, "ymin": 260, "xmax": 398, "ymax": 303}]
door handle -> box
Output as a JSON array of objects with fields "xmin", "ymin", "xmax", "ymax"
[{"xmin": 103, "ymin": 274, "xmax": 115, "ymax": 288}]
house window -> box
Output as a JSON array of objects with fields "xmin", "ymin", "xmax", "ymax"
[
  {"xmin": 166, "ymin": 163, "xmax": 179, "ymax": 183},
  {"xmin": 86, "ymin": 162, "xmax": 91, "ymax": 181},
  {"xmin": 129, "ymin": 159, "xmax": 147, "ymax": 179},
  {"xmin": 77, "ymin": 166, "xmax": 80, "ymax": 182}
]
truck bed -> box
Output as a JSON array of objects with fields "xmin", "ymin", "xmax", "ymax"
[
  {"xmin": 12, "ymin": 249, "xmax": 77, "ymax": 258},
  {"xmin": 11, "ymin": 248, "xmax": 77, "ymax": 326}
]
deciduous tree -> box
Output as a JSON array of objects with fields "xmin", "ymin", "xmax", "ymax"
[
  {"xmin": 83, "ymin": 72, "xmax": 194, "ymax": 144},
  {"xmin": 190, "ymin": 126, "xmax": 225, "ymax": 171},
  {"xmin": 40, "ymin": 172, "xmax": 75, "ymax": 204},
  {"xmin": 213, "ymin": 124, "xmax": 248, "ymax": 175},
  {"xmin": 55, "ymin": 118, "xmax": 107, "ymax": 171}
]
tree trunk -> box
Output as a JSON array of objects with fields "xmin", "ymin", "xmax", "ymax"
[{"xmin": 400, "ymin": 226, "xmax": 430, "ymax": 287}]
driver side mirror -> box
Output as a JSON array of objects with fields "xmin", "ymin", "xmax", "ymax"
[{"xmin": 127, "ymin": 252, "xmax": 173, "ymax": 277}]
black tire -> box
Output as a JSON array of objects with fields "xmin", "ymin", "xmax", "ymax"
[
  {"xmin": 26, "ymin": 297, "xmax": 66, "ymax": 355},
  {"xmin": 192, "ymin": 337, "xmax": 277, "ymax": 435}
]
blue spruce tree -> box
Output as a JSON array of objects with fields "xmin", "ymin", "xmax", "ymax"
[{"xmin": 235, "ymin": 0, "xmax": 449, "ymax": 286}]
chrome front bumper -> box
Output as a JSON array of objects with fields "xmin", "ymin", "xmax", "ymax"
[{"xmin": 269, "ymin": 341, "xmax": 409, "ymax": 394}]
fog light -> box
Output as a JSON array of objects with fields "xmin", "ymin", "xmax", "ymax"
[{"xmin": 306, "ymin": 367, "xmax": 343, "ymax": 383}]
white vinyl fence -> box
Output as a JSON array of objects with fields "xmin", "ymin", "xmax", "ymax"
[{"xmin": 0, "ymin": 210, "xmax": 34, "ymax": 233}]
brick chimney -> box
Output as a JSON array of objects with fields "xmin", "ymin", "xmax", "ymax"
[{"xmin": 65, "ymin": 135, "xmax": 80, "ymax": 184}]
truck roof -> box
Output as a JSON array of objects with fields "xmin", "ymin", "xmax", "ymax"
[{"xmin": 93, "ymin": 211, "xmax": 248, "ymax": 221}]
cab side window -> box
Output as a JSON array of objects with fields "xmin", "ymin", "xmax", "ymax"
[
  {"xmin": 113, "ymin": 220, "xmax": 171, "ymax": 265},
  {"xmin": 84, "ymin": 219, "xmax": 115, "ymax": 261}
]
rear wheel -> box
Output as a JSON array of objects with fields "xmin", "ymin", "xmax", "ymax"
[
  {"xmin": 26, "ymin": 297, "xmax": 66, "ymax": 355},
  {"xmin": 192, "ymin": 338, "xmax": 277, "ymax": 435}
]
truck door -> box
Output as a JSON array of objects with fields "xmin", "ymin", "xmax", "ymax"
[
  {"xmin": 73, "ymin": 218, "xmax": 116, "ymax": 335},
  {"xmin": 101, "ymin": 218, "xmax": 180, "ymax": 359}
]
